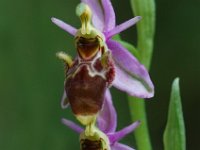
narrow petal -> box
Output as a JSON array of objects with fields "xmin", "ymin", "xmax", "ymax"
[
  {"xmin": 106, "ymin": 16, "xmax": 141, "ymax": 39},
  {"xmin": 108, "ymin": 121, "xmax": 140, "ymax": 144},
  {"xmin": 111, "ymin": 143, "xmax": 135, "ymax": 150},
  {"xmin": 51, "ymin": 17, "xmax": 77, "ymax": 36},
  {"xmin": 81, "ymin": 0, "xmax": 104, "ymax": 31},
  {"xmin": 107, "ymin": 40, "xmax": 154, "ymax": 98},
  {"xmin": 97, "ymin": 90, "xmax": 117, "ymax": 133},
  {"xmin": 101, "ymin": 0, "xmax": 116, "ymax": 32},
  {"xmin": 62, "ymin": 118, "xmax": 84, "ymax": 134}
]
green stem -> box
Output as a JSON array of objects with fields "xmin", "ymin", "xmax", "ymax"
[
  {"xmin": 128, "ymin": 0, "xmax": 156, "ymax": 150},
  {"xmin": 131, "ymin": 0, "xmax": 155, "ymax": 69},
  {"xmin": 128, "ymin": 98, "xmax": 152, "ymax": 150}
]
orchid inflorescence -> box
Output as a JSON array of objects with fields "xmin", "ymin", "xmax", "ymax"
[{"xmin": 52, "ymin": 0, "xmax": 154, "ymax": 149}]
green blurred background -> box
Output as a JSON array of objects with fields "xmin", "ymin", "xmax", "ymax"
[{"xmin": 0, "ymin": 0, "xmax": 199, "ymax": 149}]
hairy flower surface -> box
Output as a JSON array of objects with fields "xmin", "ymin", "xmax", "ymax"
[
  {"xmin": 56, "ymin": 3, "xmax": 117, "ymax": 132},
  {"xmin": 52, "ymin": 0, "xmax": 154, "ymax": 99},
  {"xmin": 62, "ymin": 90, "xmax": 140, "ymax": 150}
]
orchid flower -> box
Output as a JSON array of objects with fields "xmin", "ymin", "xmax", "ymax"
[
  {"xmin": 52, "ymin": 0, "xmax": 154, "ymax": 99},
  {"xmin": 62, "ymin": 90, "xmax": 140, "ymax": 150}
]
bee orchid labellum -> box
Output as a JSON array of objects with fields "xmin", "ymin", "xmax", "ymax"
[{"xmin": 57, "ymin": 3, "xmax": 115, "ymax": 136}]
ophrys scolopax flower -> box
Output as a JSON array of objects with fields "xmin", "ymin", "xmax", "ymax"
[
  {"xmin": 52, "ymin": 0, "xmax": 154, "ymax": 100},
  {"xmin": 56, "ymin": 3, "xmax": 115, "ymax": 135}
]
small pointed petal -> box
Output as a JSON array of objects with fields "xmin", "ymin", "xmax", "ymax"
[
  {"xmin": 51, "ymin": 17, "xmax": 77, "ymax": 36},
  {"xmin": 61, "ymin": 90, "xmax": 69, "ymax": 109},
  {"xmin": 108, "ymin": 121, "xmax": 140, "ymax": 144},
  {"xmin": 106, "ymin": 16, "xmax": 141, "ymax": 39},
  {"xmin": 101, "ymin": 0, "xmax": 116, "ymax": 31},
  {"xmin": 62, "ymin": 118, "xmax": 83, "ymax": 134},
  {"xmin": 81, "ymin": 0, "xmax": 104, "ymax": 31},
  {"xmin": 97, "ymin": 90, "xmax": 117, "ymax": 133},
  {"xmin": 107, "ymin": 40, "xmax": 154, "ymax": 98},
  {"xmin": 111, "ymin": 143, "xmax": 135, "ymax": 150}
]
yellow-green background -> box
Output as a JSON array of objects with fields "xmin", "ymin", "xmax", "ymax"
[{"xmin": 0, "ymin": 0, "xmax": 199, "ymax": 149}]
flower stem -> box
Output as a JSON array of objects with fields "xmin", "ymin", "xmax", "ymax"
[
  {"xmin": 128, "ymin": 0, "xmax": 156, "ymax": 150},
  {"xmin": 128, "ymin": 98, "xmax": 152, "ymax": 150}
]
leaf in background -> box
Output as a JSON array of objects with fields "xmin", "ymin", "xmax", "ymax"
[
  {"xmin": 112, "ymin": 34, "xmax": 121, "ymax": 41},
  {"xmin": 163, "ymin": 78, "xmax": 186, "ymax": 150}
]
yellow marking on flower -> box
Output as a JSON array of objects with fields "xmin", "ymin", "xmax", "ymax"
[
  {"xmin": 75, "ymin": 3, "xmax": 108, "ymax": 54},
  {"xmin": 56, "ymin": 51, "xmax": 73, "ymax": 67},
  {"xmin": 76, "ymin": 114, "xmax": 97, "ymax": 136},
  {"xmin": 80, "ymin": 126, "xmax": 111, "ymax": 150},
  {"xmin": 101, "ymin": 51, "xmax": 112, "ymax": 69},
  {"xmin": 76, "ymin": 3, "xmax": 92, "ymax": 35}
]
